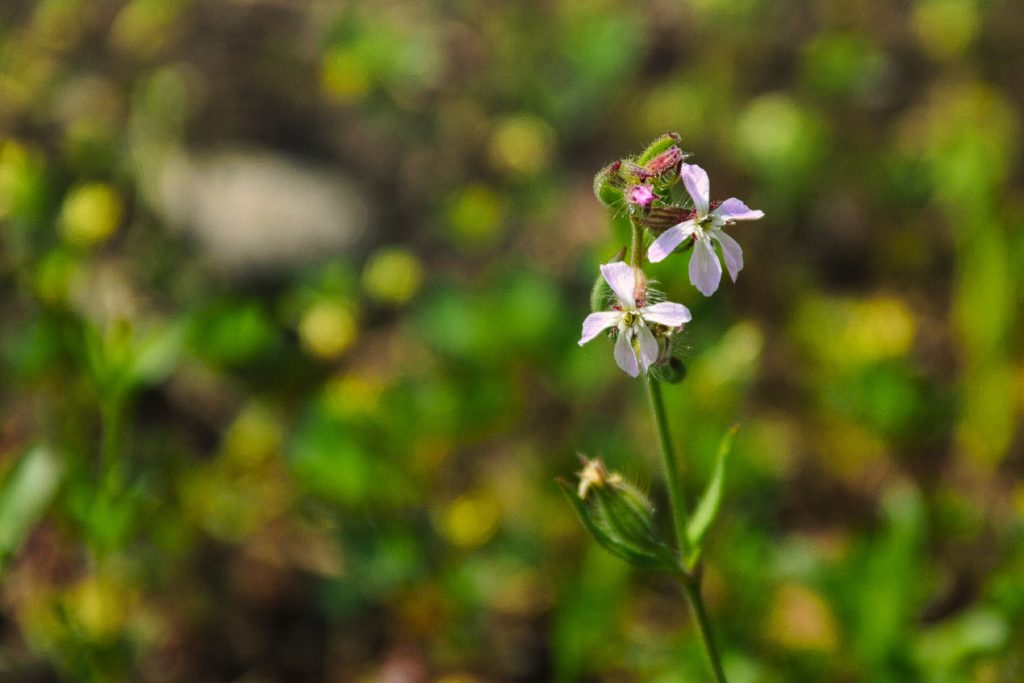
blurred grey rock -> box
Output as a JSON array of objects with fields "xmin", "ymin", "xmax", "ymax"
[{"xmin": 155, "ymin": 149, "xmax": 368, "ymax": 272}]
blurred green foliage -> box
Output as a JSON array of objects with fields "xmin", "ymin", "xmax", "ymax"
[{"xmin": 0, "ymin": 0, "xmax": 1022, "ymax": 681}]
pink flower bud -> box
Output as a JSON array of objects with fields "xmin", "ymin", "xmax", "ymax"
[{"xmin": 626, "ymin": 184, "xmax": 656, "ymax": 208}]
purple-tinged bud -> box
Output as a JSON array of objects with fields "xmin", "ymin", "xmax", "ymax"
[
  {"xmin": 637, "ymin": 133, "xmax": 683, "ymax": 165},
  {"xmin": 619, "ymin": 160, "xmax": 648, "ymax": 183},
  {"xmin": 642, "ymin": 146, "xmax": 683, "ymax": 177},
  {"xmin": 626, "ymin": 184, "xmax": 656, "ymax": 208}
]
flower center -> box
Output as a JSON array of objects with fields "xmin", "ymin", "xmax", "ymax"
[{"xmin": 622, "ymin": 311, "xmax": 638, "ymax": 327}]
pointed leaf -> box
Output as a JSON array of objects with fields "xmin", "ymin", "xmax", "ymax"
[{"xmin": 686, "ymin": 426, "xmax": 737, "ymax": 562}]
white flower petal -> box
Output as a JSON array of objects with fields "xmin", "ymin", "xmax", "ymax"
[
  {"xmin": 681, "ymin": 163, "xmax": 710, "ymax": 217},
  {"xmin": 714, "ymin": 197, "xmax": 764, "ymax": 222},
  {"xmin": 640, "ymin": 301, "xmax": 692, "ymax": 327},
  {"xmin": 711, "ymin": 228, "xmax": 744, "ymax": 282},
  {"xmin": 600, "ymin": 261, "xmax": 636, "ymax": 307},
  {"xmin": 690, "ymin": 235, "xmax": 722, "ymax": 296},
  {"xmin": 637, "ymin": 325, "xmax": 659, "ymax": 373},
  {"xmin": 647, "ymin": 220, "xmax": 696, "ymax": 263},
  {"xmin": 613, "ymin": 329, "xmax": 639, "ymax": 377},
  {"xmin": 578, "ymin": 311, "xmax": 621, "ymax": 346}
]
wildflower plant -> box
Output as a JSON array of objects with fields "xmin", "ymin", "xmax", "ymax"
[{"xmin": 562, "ymin": 133, "xmax": 763, "ymax": 682}]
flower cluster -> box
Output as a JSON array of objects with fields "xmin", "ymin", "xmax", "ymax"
[{"xmin": 581, "ymin": 135, "xmax": 764, "ymax": 377}]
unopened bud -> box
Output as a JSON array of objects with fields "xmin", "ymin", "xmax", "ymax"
[
  {"xmin": 561, "ymin": 457, "xmax": 677, "ymax": 572},
  {"xmin": 658, "ymin": 357, "xmax": 687, "ymax": 384},
  {"xmin": 593, "ymin": 160, "xmax": 625, "ymax": 206},
  {"xmin": 626, "ymin": 184, "xmax": 657, "ymax": 209},
  {"xmin": 642, "ymin": 146, "xmax": 683, "ymax": 177},
  {"xmin": 637, "ymin": 133, "xmax": 682, "ymax": 165},
  {"xmin": 619, "ymin": 160, "xmax": 647, "ymax": 183}
]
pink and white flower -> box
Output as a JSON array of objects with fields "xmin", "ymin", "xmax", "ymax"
[
  {"xmin": 578, "ymin": 262, "xmax": 692, "ymax": 377},
  {"xmin": 647, "ymin": 163, "xmax": 764, "ymax": 296}
]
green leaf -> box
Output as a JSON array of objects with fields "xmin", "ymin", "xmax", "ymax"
[
  {"xmin": 685, "ymin": 425, "xmax": 737, "ymax": 565},
  {"xmin": 0, "ymin": 446, "xmax": 62, "ymax": 569}
]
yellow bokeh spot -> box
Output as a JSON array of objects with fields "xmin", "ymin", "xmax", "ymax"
[
  {"xmin": 439, "ymin": 490, "xmax": 501, "ymax": 548},
  {"xmin": 223, "ymin": 403, "xmax": 283, "ymax": 467},
  {"xmin": 362, "ymin": 247, "xmax": 424, "ymax": 305},
  {"xmin": 766, "ymin": 583, "xmax": 839, "ymax": 652},
  {"xmin": 737, "ymin": 94, "xmax": 804, "ymax": 166},
  {"xmin": 67, "ymin": 575, "xmax": 130, "ymax": 640},
  {"xmin": 109, "ymin": 0, "xmax": 180, "ymax": 57},
  {"xmin": 59, "ymin": 182, "xmax": 123, "ymax": 247},
  {"xmin": 34, "ymin": 249, "xmax": 82, "ymax": 305},
  {"xmin": 447, "ymin": 184, "xmax": 503, "ymax": 246},
  {"xmin": 913, "ymin": 0, "xmax": 979, "ymax": 59},
  {"xmin": 436, "ymin": 675, "xmax": 484, "ymax": 683},
  {"xmin": 0, "ymin": 141, "xmax": 35, "ymax": 220},
  {"xmin": 794, "ymin": 295, "xmax": 916, "ymax": 368},
  {"xmin": 488, "ymin": 115, "xmax": 556, "ymax": 176},
  {"xmin": 323, "ymin": 373, "xmax": 384, "ymax": 418},
  {"xmin": 299, "ymin": 301, "xmax": 358, "ymax": 360},
  {"xmin": 321, "ymin": 48, "xmax": 371, "ymax": 103}
]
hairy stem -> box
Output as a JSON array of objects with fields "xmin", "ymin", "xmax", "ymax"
[
  {"xmin": 630, "ymin": 215, "xmax": 643, "ymax": 270},
  {"xmin": 647, "ymin": 376, "xmax": 728, "ymax": 682}
]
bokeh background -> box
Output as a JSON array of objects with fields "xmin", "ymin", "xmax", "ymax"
[{"xmin": 1, "ymin": 0, "xmax": 1023, "ymax": 681}]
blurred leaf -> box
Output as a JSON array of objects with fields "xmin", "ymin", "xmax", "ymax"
[
  {"xmin": 913, "ymin": 608, "xmax": 1008, "ymax": 681},
  {"xmin": 186, "ymin": 299, "xmax": 281, "ymax": 368},
  {"xmin": 551, "ymin": 543, "xmax": 631, "ymax": 683},
  {"xmin": 0, "ymin": 446, "xmax": 61, "ymax": 568}
]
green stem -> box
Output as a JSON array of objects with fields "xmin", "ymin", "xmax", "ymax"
[
  {"xmin": 631, "ymin": 211, "xmax": 726, "ymax": 682},
  {"xmin": 99, "ymin": 395, "xmax": 126, "ymax": 498},
  {"xmin": 681, "ymin": 573, "xmax": 729, "ymax": 683},
  {"xmin": 630, "ymin": 215, "xmax": 643, "ymax": 270},
  {"xmin": 647, "ymin": 376, "xmax": 728, "ymax": 683},
  {"xmin": 645, "ymin": 376, "xmax": 689, "ymax": 556}
]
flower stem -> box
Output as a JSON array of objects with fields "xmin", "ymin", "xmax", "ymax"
[
  {"xmin": 646, "ymin": 376, "xmax": 728, "ymax": 683},
  {"xmin": 645, "ymin": 376, "xmax": 689, "ymax": 555},
  {"xmin": 630, "ymin": 215, "xmax": 643, "ymax": 270},
  {"xmin": 681, "ymin": 572, "xmax": 729, "ymax": 683},
  {"xmin": 99, "ymin": 396, "xmax": 125, "ymax": 497}
]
